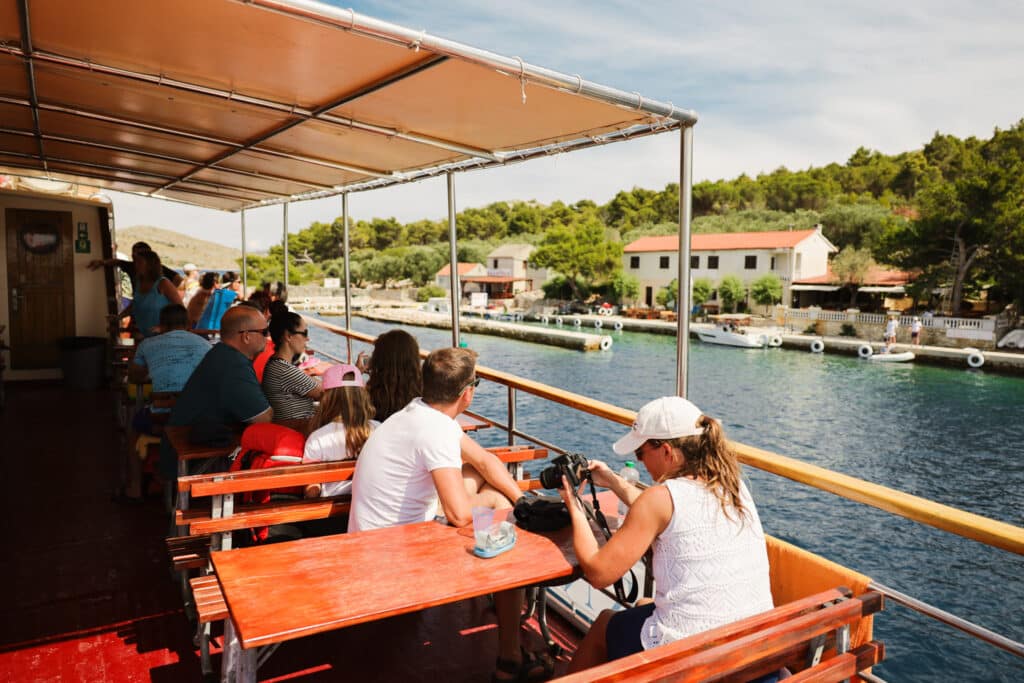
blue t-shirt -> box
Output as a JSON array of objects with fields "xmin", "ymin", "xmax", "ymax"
[
  {"xmin": 132, "ymin": 330, "xmax": 212, "ymax": 394},
  {"xmin": 195, "ymin": 288, "xmax": 238, "ymax": 330}
]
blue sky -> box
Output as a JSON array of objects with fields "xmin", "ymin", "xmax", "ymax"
[{"xmin": 111, "ymin": 0, "xmax": 1024, "ymax": 253}]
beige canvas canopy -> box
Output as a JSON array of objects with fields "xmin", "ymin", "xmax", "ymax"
[{"xmin": 0, "ymin": 0, "xmax": 696, "ymax": 212}]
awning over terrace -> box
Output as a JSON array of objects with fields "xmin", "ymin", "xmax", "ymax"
[{"xmin": 0, "ymin": 0, "xmax": 694, "ymax": 212}]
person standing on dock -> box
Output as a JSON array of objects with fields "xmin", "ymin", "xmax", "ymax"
[
  {"xmin": 885, "ymin": 315, "xmax": 899, "ymax": 347},
  {"xmin": 910, "ymin": 316, "xmax": 922, "ymax": 346}
]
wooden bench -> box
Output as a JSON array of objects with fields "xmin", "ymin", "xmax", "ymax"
[{"xmin": 552, "ymin": 587, "xmax": 884, "ymax": 682}]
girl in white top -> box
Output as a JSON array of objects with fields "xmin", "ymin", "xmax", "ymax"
[
  {"xmin": 560, "ymin": 396, "xmax": 774, "ymax": 674},
  {"xmin": 301, "ymin": 363, "xmax": 377, "ymax": 498}
]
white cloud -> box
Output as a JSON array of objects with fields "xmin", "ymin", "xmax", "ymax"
[{"xmin": 112, "ymin": 0, "xmax": 1024, "ymax": 249}]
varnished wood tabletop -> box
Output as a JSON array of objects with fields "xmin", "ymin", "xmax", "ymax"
[{"xmin": 211, "ymin": 518, "xmax": 579, "ymax": 649}]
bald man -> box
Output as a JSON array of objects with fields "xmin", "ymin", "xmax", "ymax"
[{"xmin": 160, "ymin": 306, "xmax": 273, "ymax": 483}]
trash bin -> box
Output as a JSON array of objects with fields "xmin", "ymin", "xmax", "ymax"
[{"xmin": 57, "ymin": 336, "xmax": 107, "ymax": 390}]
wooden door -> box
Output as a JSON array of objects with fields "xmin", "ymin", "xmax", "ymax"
[{"xmin": 5, "ymin": 209, "xmax": 76, "ymax": 369}]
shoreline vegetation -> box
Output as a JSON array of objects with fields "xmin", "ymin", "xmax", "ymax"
[{"xmin": 137, "ymin": 121, "xmax": 1023, "ymax": 317}]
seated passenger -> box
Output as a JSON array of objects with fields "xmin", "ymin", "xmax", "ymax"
[
  {"xmin": 301, "ymin": 363, "xmax": 377, "ymax": 498},
  {"xmin": 129, "ymin": 304, "xmax": 212, "ymax": 397},
  {"xmin": 561, "ymin": 396, "xmax": 774, "ymax": 675},
  {"xmin": 359, "ymin": 329, "xmax": 525, "ymax": 504},
  {"xmin": 261, "ymin": 311, "xmax": 323, "ymax": 421},
  {"xmin": 161, "ymin": 306, "xmax": 272, "ymax": 488},
  {"xmin": 349, "ymin": 348, "xmax": 545, "ymax": 681}
]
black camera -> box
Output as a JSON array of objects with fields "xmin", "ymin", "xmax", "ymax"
[{"xmin": 539, "ymin": 452, "xmax": 590, "ymax": 490}]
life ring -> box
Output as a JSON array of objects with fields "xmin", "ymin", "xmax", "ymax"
[
  {"xmin": 572, "ymin": 318, "xmax": 582, "ymax": 327},
  {"xmin": 858, "ymin": 344, "xmax": 873, "ymax": 359},
  {"xmin": 593, "ymin": 319, "xmax": 603, "ymax": 329},
  {"xmin": 303, "ymin": 297, "xmax": 311, "ymax": 305},
  {"xmin": 598, "ymin": 307, "xmax": 612, "ymax": 317},
  {"xmin": 768, "ymin": 334, "xmax": 783, "ymax": 347},
  {"xmin": 599, "ymin": 336, "xmax": 613, "ymax": 351},
  {"xmin": 613, "ymin": 321, "xmax": 623, "ymax": 331},
  {"xmin": 555, "ymin": 316, "xmax": 563, "ymax": 325},
  {"xmin": 810, "ymin": 339, "xmax": 825, "ymax": 353},
  {"xmin": 541, "ymin": 315, "xmax": 549, "ymax": 324},
  {"xmin": 966, "ymin": 350, "xmax": 985, "ymax": 369}
]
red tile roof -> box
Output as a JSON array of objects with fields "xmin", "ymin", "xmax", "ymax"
[
  {"xmin": 436, "ymin": 262, "xmax": 482, "ymax": 276},
  {"xmin": 624, "ymin": 229, "xmax": 820, "ymax": 253},
  {"xmin": 795, "ymin": 265, "xmax": 914, "ymax": 286}
]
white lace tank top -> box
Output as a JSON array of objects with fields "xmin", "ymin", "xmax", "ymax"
[{"xmin": 640, "ymin": 477, "xmax": 774, "ymax": 650}]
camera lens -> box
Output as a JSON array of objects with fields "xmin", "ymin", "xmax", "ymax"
[{"xmin": 538, "ymin": 464, "xmax": 561, "ymax": 490}]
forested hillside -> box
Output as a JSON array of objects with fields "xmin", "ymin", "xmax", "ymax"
[{"xmin": 243, "ymin": 121, "xmax": 1023, "ymax": 311}]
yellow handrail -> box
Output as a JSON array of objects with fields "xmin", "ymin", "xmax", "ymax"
[{"xmin": 305, "ymin": 316, "xmax": 1024, "ymax": 555}]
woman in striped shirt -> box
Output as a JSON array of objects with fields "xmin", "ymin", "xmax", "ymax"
[{"xmin": 261, "ymin": 311, "xmax": 323, "ymax": 420}]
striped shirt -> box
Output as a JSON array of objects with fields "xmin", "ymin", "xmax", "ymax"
[{"xmin": 261, "ymin": 357, "xmax": 318, "ymax": 420}]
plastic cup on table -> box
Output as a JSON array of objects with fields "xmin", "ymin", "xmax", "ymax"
[{"xmin": 472, "ymin": 506, "xmax": 495, "ymax": 549}]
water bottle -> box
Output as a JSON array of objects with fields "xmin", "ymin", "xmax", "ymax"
[{"xmin": 618, "ymin": 461, "xmax": 640, "ymax": 520}]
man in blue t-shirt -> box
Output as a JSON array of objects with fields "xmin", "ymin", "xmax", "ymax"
[
  {"xmin": 129, "ymin": 304, "xmax": 211, "ymax": 396},
  {"xmin": 160, "ymin": 306, "xmax": 273, "ymax": 482}
]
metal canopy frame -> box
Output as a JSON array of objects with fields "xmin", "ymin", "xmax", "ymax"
[{"xmin": 0, "ymin": 0, "xmax": 697, "ymax": 396}]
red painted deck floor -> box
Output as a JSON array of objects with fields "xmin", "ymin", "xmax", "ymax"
[{"xmin": 0, "ymin": 382, "xmax": 581, "ymax": 682}]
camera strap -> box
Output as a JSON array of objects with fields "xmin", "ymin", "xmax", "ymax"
[{"xmin": 581, "ymin": 478, "xmax": 639, "ymax": 605}]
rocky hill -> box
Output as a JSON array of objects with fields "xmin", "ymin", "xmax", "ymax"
[{"xmin": 117, "ymin": 226, "xmax": 243, "ymax": 270}]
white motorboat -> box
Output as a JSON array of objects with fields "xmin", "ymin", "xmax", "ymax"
[{"xmin": 695, "ymin": 325, "xmax": 767, "ymax": 348}]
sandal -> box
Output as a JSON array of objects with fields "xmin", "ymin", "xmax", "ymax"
[{"xmin": 492, "ymin": 647, "xmax": 554, "ymax": 682}]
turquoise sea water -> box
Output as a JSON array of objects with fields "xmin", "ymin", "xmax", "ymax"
[{"xmin": 309, "ymin": 317, "xmax": 1024, "ymax": 682}]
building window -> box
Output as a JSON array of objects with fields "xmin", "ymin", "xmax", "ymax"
[
  {"xmin": 691, "ymin": 255, "xmax": 699, "ymax": 269},
  {"xmin": 492, "ymin": 259, "xmax": 499, "ymax": 268},
  {"xmin": 745, "ymin": 255, "xmax": 757, "ymax": 269},
  {"xmin": 770, "ymin": 256, "xmax": 776, "ymax": 270},
  {"xmin": 629, "ymin": 255, "xmax": 640, "ymax": 269},
  {"xmin": 659, "ymin": 256, "xmax": 670, "ymax": 269},
  {"xmin": 707, "ymin": 255, "xmax": 719, "ymax": 269}
]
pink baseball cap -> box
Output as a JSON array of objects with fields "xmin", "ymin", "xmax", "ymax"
[{"xmin": 321, "ymin": 363, "xmax": 365, "ymax": 390}]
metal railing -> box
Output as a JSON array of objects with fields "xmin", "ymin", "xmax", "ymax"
[{"xmin": 304, "ymin": 315, "xmax": 1024, "ymax": 660}]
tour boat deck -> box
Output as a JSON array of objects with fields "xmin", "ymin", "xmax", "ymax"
[{"xmin": 0, "ymin": 381, "xmax": 580, "ymax": 682}]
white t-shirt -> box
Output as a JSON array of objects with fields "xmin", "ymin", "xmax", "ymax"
[
  {"xmin": 302, "ymin": 419, "xmax": 380, "ymax": 497},
  {"xmin": 348, "ymin": 398, "xmax": 464, "ymax": 532},
  {"xmin": 885, "ymin": 319, "xmax": 898, "ymax": 336}
]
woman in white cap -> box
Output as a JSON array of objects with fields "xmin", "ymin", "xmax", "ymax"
[{"xmin": 560, "ymin": 396, "xmax": 774, "ymax": 675}]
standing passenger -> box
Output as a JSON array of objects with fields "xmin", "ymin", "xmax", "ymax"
[{"xmin": 131, "ymin": 251, "xmax": 182, "ymax": 337}]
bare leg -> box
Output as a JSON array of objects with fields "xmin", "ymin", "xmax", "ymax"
[
  {"xmin": 567, "ymin": 609, "xmax": 613, "ymax": 673},
  {"xmin": 464, "ymin": 463, "xmax": 511, "ymax": 509}
]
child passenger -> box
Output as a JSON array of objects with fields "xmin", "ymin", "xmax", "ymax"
[{"xmin": 301, "ymin": 363, "xmax": 377, "ymax": 498}]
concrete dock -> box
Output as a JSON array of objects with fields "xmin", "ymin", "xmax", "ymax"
[{"xmin": 355, "ymin": 308, "xmax": 613, "ymax": 352}]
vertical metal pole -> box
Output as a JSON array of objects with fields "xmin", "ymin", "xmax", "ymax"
[
  {"xmin": 675, "ymin": 127, "xmax": 694, "ymax": 398},
  {"xmin": 282, "ymin": 202, "xmax": 289, "ymax": 289},
  {"xmin": 342, "ymin": 194, "xmax": 353, "ymax": 362},
  {"xmin": 240, "ymin": 209, "xmax": 248, "ymax": 294},
  {"xmin": 507, "ymin": 386, "xmax": 516, "ymax": 447},
  {"xmin": 446, "ymin": 172, "xmax": 461, "ymax": 347}
]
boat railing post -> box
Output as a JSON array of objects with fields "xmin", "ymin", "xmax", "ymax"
[
  {"xmin": 676, "ymin": 125, "xmax": 695, "ymax": 398},
  {"xmin": 282, "ymin": 202, "xmax": 289, "ymax": 289},
  {"xmin": 342, "ymin": 193, "xmax": 353, "ymax": 363},
  {"xmin": 446, "ymin": 171, "xmax": 461, "ymax": 347},
  {"xmin": 240, "ymin": 208, "xmax": 247, "ymax": 294}
]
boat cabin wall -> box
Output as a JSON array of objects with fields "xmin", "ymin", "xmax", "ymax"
[{"xmin": 0, "ymin": 190, "xmax": 112, "ymax": 381}]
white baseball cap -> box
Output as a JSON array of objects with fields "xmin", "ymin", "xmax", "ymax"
[
  {"xmin": 183, "ymin": 263, "xmax": 198, "ymax": 272},
  {"xmin": 612, "ymin": 396, "xmax": 706, "ymax": 455}
]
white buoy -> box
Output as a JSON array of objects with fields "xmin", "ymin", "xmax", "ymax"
[
  {"xmin": 768, "ymin": 334, "xmax": 783, "ymax": 347},
  {"xmin": 555, "ymin": 316, "xmax": 563, "ymax": 325},
  {"xmin": 573, "ymin": 318, "xmax": 582, "ymax": 327},
  {"xmin": 858, "ymin": 344, "xmax": 873, "ymax": 358},
  {"xmin": 613, "ymin": 321, "xmax": 623, "ymax": 331},
  {"xmin": 599, "ymin": 336, "xmax": 613, "ymax": 351},
  {"xmin": 810, "ymin": 339, "xmax": 825, "ymax": 353},
  {"xmin": 966, "ymin": 349, "xmax": 985, "ymax": 369},
  {"xmin": 594, "ymin": 319, "xmax": 603, "ymax": 329},
  {"xmin": 541, "ymin": 315, "xmax": 549, "ymax": 324}
]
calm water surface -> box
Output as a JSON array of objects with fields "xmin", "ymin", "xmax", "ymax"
[{"xmin": 309, "ymin": 317, "xmax": 1024, "ymax": 682}]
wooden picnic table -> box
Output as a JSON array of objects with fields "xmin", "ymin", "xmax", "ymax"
[{"xmin": 213, "ymin": 517, "xmax": 579, "ymax": 680}]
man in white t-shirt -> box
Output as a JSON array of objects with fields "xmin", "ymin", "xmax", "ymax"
[{"xmin": 349, "ymin": 348, "xmax": 547, "ymax": 680}]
